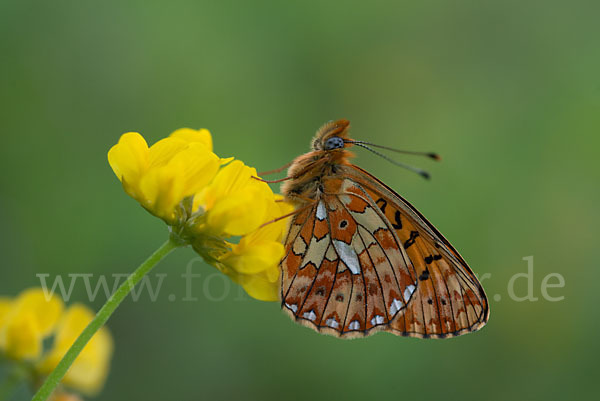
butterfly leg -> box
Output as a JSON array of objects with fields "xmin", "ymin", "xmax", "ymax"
[
  {"xmin": 259, "ymin": 200, "xmax": 317, "ymax": 229},
  {"xmin": 252, "ymin": 176, "xmax": 293, "ymax": 184},
  {"xmin": 254, "ymin": 156, "xmax": 330, "ymax": 184},
  {"xmin": 258, "ymin": 161, "xmax": 293, "ymax": 176},
  {"xmin": 283, "ymin": 194, "xmax": 315, "ymax": 203}
]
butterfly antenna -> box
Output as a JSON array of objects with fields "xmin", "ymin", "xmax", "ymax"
[
  {"xmin": 345, "ymin": 140, "xmax": 440, "ymax": 161},
  {"xmin": 350, "ymin": 142, "xmax": 431, "ymax": 179}
]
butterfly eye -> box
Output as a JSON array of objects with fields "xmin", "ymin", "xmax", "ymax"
[{"xmin": 324, "ymin": 136, "xmax": 344, "ymax": 150}]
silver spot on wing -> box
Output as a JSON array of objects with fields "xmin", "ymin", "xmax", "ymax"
[
  {"xmin": 333, "ymin": 240, "xmax": 361, "ymax": 275},
  {"xmin": 303, "ymin": 310, "xmax": 317, "ymax": 321},
  {"xmin": 316, "ymin": 200, "xmax": 327, "ymax": 220},
  {"xmin": 390, "ymin": 298, "xmax": 404, "ymax": 315},
  {"xmin": 403, "ymin": 284, "xmax": 416, "ymax": 303},
  {"xmin": 325, "ymin": 318, "xmax": 339, "ymax": 329}
]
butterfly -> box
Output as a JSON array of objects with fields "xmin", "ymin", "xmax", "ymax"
[{"xmin": 275, "ymin": 119, "xmax": 489, "ymax": 339}]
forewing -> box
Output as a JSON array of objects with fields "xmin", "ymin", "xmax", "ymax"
[{"xmin": 338, "ymin": 165, "xmax": 490, "ymax": 338}]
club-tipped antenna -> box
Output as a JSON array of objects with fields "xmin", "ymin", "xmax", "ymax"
[
  {"xmin": 345, "ymin": 140, "xmax": 440, "ymax": 161},
  {"xmin": 351, "ymin": 142, "xmax": 431, "ymax": 179}
]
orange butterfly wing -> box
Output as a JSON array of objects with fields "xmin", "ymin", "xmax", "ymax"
[
  {"xmin": 342, "ymin": 165, "xmax": 489, "ymax": 338},
  {"xmin": 280, "ymin": 165, "xmax": 489, "ymax": 339}
]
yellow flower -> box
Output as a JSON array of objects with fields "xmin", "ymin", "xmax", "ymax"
[
  {"xmin": 191, "ymin": 160, "xmax": 275, "ymax": 237},
  {"xmin": 108, "ymin": 127, "xmax": 297, "ymax": 302},
  {"xmin": 108, "ymin": 128, "xmax": 221, "ymax": 225},
  {"xmin": 186, "ymin": 159, "xmax": 295, "ymax": 301},
  {"xmin": 185, "ymin": 160, "xmax": 288, "ymax": 301},
  {"xmin": 1, "ymin": 311, "xmax": 40, "ymax": 360},
  {"xmin": 0, "ymin": 289, "xmax": 113, "ymax": 396},
  {"xmin": 39, "ymin": 304, "xmax": 113, "ymax": 396},
  {"xmin": 0, "ymin": 288, "xmax": 64, "ymax": 360},
  {"xmin": 218, "ymin": 226, "xmax": 284, "ymax": 301},
  {"xmin": 13, "ymin": 288, "xmax": 64, "ymax": 336},
  {"xmin": 203, "ymin": 194, "xmax": 295, "ymax": 301}
]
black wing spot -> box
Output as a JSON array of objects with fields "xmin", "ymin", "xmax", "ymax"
[
  {"xmin": 425, "ymin": 254, "xmax": 442, "ymax": 264},
  {"xmin": 340, "ymin": 220, "xmax": 348, "ymax": 228},
  {"xmin": 376, "ymin": 198, "xmax": 387, "ymax": 214},
  {"xmin": 427, "ymin": 298, "xmax": 433, "ymax": 305},
  {"xmin": 441, "ymin": 299, "xmax": 447, "ymax": 305},
  {"xmin": 316, "ymin": 287, "xmax": 326, "ymax": 296},
  {"xmin": 392, "ymin": 210, "xmax": 402, "ymax": 229},
  {"xmin": 404, "ymin": 231, "xmax": 419, "ymax": 249},
  {"xmin": 335, "ymin": 294, "xmax": 344, "ymax": 302},
  {"xmin": 419, "ymin": 269, "xmax": 430, "ymax": 281}
]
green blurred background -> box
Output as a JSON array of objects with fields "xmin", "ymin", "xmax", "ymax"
[{"xmin": 1, "ymin": 0, "xmax": 598, "ymax": 400}]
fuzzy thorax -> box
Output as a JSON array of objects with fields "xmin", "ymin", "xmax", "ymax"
[{"xmin": 281, "ymin": 119, "xmax": 355, "ymax": 202}]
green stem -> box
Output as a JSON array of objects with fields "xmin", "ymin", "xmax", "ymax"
[{"xmin": 31, "ymin": 237, "xmax": 182, "ymax": 401}]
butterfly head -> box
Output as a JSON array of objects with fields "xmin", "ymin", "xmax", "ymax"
[
  {"xmin": 311, "ymin": 119, "xmax": 353, "ymax": 152},
  {"xmin": 312, "ymin": 119, "xmax": 440, "ymax": 179}
]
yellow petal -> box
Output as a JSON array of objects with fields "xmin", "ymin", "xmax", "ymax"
[
  {"xmin": 172, "ymin": 143, "xmax": 220, "ymax": 195},
  {"xmin": 199, "ymin": 160, "xmax": 269, "ymax": 209},
  {"xmin": 39, "ymin": 304, "xmax": 113, "ymax": 396},
  {"xmin": 193, "ymin": 162, "xmax": 236, "ymax": 211},
  {"xmin": 218, "ymin": 232, "xmax": 283, "ymax": 302},
  {"xmin": 0, "ymin": 289, "xmax": 63, "ymax": 360},
  {"xmin": 148, "ymin": 137, "xmax": 189, "ymax": 167},
  {"xmin": 138, "ymin": 144, "xmax": 221, "ymax": 222},
  {"xmin": 138, "ymin": 159, "xmax": 186, "ymax": 222},
  {"xmin": 107, "ymin": 132, "xmax": 149, "ymax": 183},
  {"xmin": 265, "ymin": 264, "xmax": 280, "ymax": 282},
  {"xmin": 236, "ymin": 274, "xmax": 279, "ymax": 302},
  {"xmin": 193, "ymin": 159, "xmax": 275, "ymax": 236},
  {"xmin": 169, "ymin": 128, "xmax": 213, "ymax": 151},
  {"xmin": 219, "ymin": 156, "xmax": 235, "ymax": 165},
  {"xmin": 1, "ymin": 311, "xmax": 42, "ymax": 360},
  {"xmin": 246, "ymin": 210, "xmax": 287, "ymax": 244},
  {"xmin": 218, "ymin": 160, "xmax": 256, "ymax": 192},
  {"xmin": 206, "ymin": 188, "xmax": 269, "ymax": 236},
  {"xmin": 224, "ymin": 239, "xmax": 284, "ymax": 275},
  {"xmin": 236, "ymin": 194, "xmax": 293, "ymax": 245},
  {"xmin": 109, "ymin": 130, "xmax": 222, "ymax": 225},
  {"xmin": 14, "ymin": 288, "xmax": 64, "ymax": 336}
]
